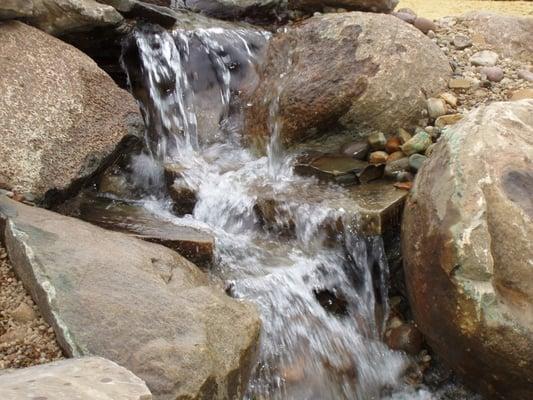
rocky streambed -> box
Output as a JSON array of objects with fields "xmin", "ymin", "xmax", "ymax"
[{"xmin": 0, "ymin": 1, "xmax": 532, "ymax": 400}]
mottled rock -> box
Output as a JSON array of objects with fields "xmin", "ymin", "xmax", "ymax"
[
  {"xmin": 0, "ymin": 196, "xmax": 260, "ymax": 400},
  {"xmin": 427, "ymin": 97, "xmax": 446, "ymax": 119},
  {"xmin": 402, "ymin": 100, "xmax": 533, "ymax": 400},
  {"xmin": 480, "ymin": 66, "xmax": 504, "ymax": 82},
  {"xmin": 470, "ymin": 50, "xmax": 499, "ymax": 67},
  {"xmin": 244, "ymin": 12, "xmax": 451, "ymax": 147},
  {"xmin": 368, "ymin": 131, "xmax": 387, "ymax": 150},
  {"xmin": 400, "ymin": 131, "xmax": 432, "ymax": 156},
  {"xmin": 397, "ymin": 128, "xmax": 412, "ymax": 144},
  {"xmin": 288, "ymin": 0, "xmax": 399, "ymax": 13},
  {"xmin": 435, "ymin": 113, "xmax": 463, "ymax": 129},
  {"xmin": 369, "ymin": 151, "xmax": 388, "ymax": 164},
  {"xmin": 413, "ymin": 17, "xmax": 436, "ymax": 34},
  {"xmin": 385, "ymin": 136, "xmax": 401, "ymax": 154},
  {"xmin": 100, "ymin": 0, "xmax": 178, "ymax": 28},
  {"xmin": 386, "ymin": 322, "xmax": 424, "ymax": 356},
  {"xmin": 408, "ymin": 154, "xmax": 427, "ymax": 171},
  {"xmin": 384, "ymin": 157, "xmax": 409, "ymax": 178},
  {"xmin": 452, "ymin": 34, "xmax": 472, "ymax": 50},
  {"xmin": 460, "ymin": 11, "xmax": 533, "ymax": 62},
  {"xmin": 0, "ymin": 21, "xmax": 142, "ymax": 202},
  {"xmin": 0, "ymin": 357, "xmax": 152, "ymax": 400}
]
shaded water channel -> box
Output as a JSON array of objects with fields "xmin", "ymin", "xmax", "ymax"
[{"xmin": 92, "ymin": 23, "xmax": 442, "ymax": 399}]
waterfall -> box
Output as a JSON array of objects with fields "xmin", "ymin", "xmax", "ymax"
[{"xmin": 119, "ymin": 23, "xmax": 431, "ymax": 400}]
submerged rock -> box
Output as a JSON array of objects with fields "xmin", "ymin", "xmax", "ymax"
[
  {"xmin": 244, "ymin": 12, "xmax": 451, "ymax": 148},
  {"xmin": 0, "ymin": 21, "xmax": 142, "ymax": 203},
  {"xmin": 402, "ymin": 100, "xmax": 533, "ymax": 399},
  {"xmin": 0, "ymin": 357, "xmax": 152, "ymax": 400},
  {"xmin": 0, "ymin": 195, "xmax": 260, "ymax": 399}
]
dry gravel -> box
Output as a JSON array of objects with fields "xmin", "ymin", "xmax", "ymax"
[
  {"xmin": 0, "ymin": 244, "xmax": 63, "ymax": 370},
  {"xmin": 398, "ymin": 0, "xmax": 533, "ymax": 19}
]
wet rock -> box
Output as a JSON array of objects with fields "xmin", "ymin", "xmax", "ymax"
[
  {"xmin": 384, "ymin": 157, "xmax": 409, "ymax": 178},
  {"xmin": 480, "ymin": 66, "xmax": 504, "ymax": 82},
  {"xmin": 294, "ymin": 155, "xmax": 382, "ymax": 184},
  {"xmin": 408, "ymin": 154, "xmax": 427, "ymax": 171},
  {"xmin": 518, "ymin": 69, "xmax": 533, "ymax": 82},
  {"xmin": 470, "ymin": 50, "xmax": 499, "ymax": 67},
  {"xmin": 385, "ymin": 322, "xmax": 423, "ymax": 356},
  {"xmin": 402, "ymin": 100, "xmax": 533, "ymax": 400},
  {"xmin": 509, "ymin": 88, "xmax": 533, "ymax": 101},
  {"xmin": 413, "ymin": 17, "xmax": 436, "ymax": 34},
  {"xmin": 426, "ymin": 98, "xmax": 446, "ymax": 119},
  {"xmin": 435, "ymin": 113, "xmax": 463, "ymax": 129},
  {"xmin": 449, "ymin": 78, "xmax": 472, "ymax": 90},
  {"xmin": 340, "ymin": 141, "xmax": 369, "ymax": 160},
  {"xmin": 393, "ymin": 181, "xmax": 412, "ymax": 191},
  {"xmin": 0, "ymin": 21, "xmax": 142, "ymax": 202},
  {"xmin": 400, "ymin": 131, "xmax": 432, "ymax": 156},
  {"xmin": 385, "ymin": 136, "xmax": 402, "ymax": 154},
  {"xmin": 244, "ymin": 12, "xmax": 451, "ymax": 147},
  {"xmin": 397, "ymin": 128, "xmax": 412, "ymax": 144},
  {"xmin": 314, "ymin": 288, "xmax": 348, "ymax": 316},
  {"xmin": 0, "ymin": 357, "xmax": 152, "ymax": 399},
  {"xmin": 100, "ymin": 0, "xmax": 178, "ymax": 28},
  {"xmin": 452, "ymin": 34, "xmax": 472, "ymax": 50},
  {"xmin": 369, "ymin": 151, "xmax": 388, "ymax": 164},
  {"xmin": 0, "ymin": 0, "xmax": 33, "ymax": 19},
  {"xmin": 169, "ymin": 182, "xmax": 197, "ymax": 216},
  {"xmin": 0, "ymin": 196, "xmax": 260, "ymax": 399},
  {"xmin": 368, "ymin": 131, "xmax": 387, "ymax": 150},
  {"xmin": 460, "ymin": 11, "xmax": 533, "ymax": 62}
]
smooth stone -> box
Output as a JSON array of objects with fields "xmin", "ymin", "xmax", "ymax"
[
  {"xmin": 408, "ymin": 154, "xmax": 428, "ymax": 171},
  {"xmin": 440, "ymin": 92, "xmax": 458, "ymax": 107},
  {"xmin": 449, "ymin": 78, "xmax": 472, "ymax": 89},
  {"xmin": 400, "ymin": 131, "xmax": 432, "ymax": 156},
  {"xmin": 385, "ymin": 136, "xmax": 402, "ymax": 154},
  {"xmin": 393, "ymin": 12, "xmax": 416, "ymax": 24},
  {"xmin": 0, "ymin": 357, "xmax": 152, "ymax": 400},
  {"xmin": 435, "ymin": 113, "xmax": 463, "ymax": 129},
  {"xmin": 517, "ymin": 69, "xmax": 533, "ymax": 82},
  {"xmin": 368, "ymin": 131, "xmax": 387, "ymax": 150},
  {"xmin": 384, "ymin": 157, "xmax": 410, "ymax": 178},
  {"xmin": 385, "ymin": 323, "xmax": 424, "ymax": 356},
  {"xmin": 387, "ymin": 151, "xmax": 407, "ymax": 162},
  {"xmin": 426, "ymin": 97, "xmax": 447, "ymax": 119},
  {"xmin": 398, "ymin": 128, "xmax": 412, "ymax": 144},
  {"xmin": 470, "ymin": 50, "xmax": 499, "ymax": 67},
  {"xmin": 396, "ymin": 7, "xmax": 416, "ymax": 16},
  {"xmin": 414, "ymin": 17, "xmax": 436, "ymax": 34},
  {"xmin": 510, "ymin": 88, "xmax": 533, "ymax": 101},
  {"xmin": 480, "ymin": 66, "xmax": 504, "ymax": 82},
  {"xmin": 369, "ymin": 151, "xmax": 389, "ymax": 164},
  {"xmin": 452, "ymin": 34, "xmax": 472, "ymax": 50},
  {"xmin": 340, "ymin": 141, "xmax": 370, "ymax": 160}
]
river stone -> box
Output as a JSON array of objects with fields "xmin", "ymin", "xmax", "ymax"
[
  {"xmin": 413, "ymin": 17, "xmax": 436, "ymax": 34},
  {"xmin": 518, "ymin": 69, "xmax": 533, "ymax": 82},
  {"xmin": 402, "ymin": 100, "xmax": 533, "ymax": 400},
  {"xmin": 509, "ymin": 88, "xmax": 533, "ymax": 101},
  {"xmin": 340, "ymin": 141, "xmax": 369, "ymax": 160},
  {"xmin": 408, "ymin": 153, "xmax": 427, "ymax": 171},
  {"xmin": 24, "ymin": 0, "xmax": 123, "ymax": 35},
  {"xmin": 400, "ymin": 131, "xmax": 432, "ymax": 156},
  {"xmin": 470, "ymin": 50, "xmax": 499, "ymax": 67},
  {"xmin": 435, "ymin": 113, "xmax": 463, "ymax": 129},
  {"xmin": 0, "ymin": 0, "xmax": 33, "ymax": 19},
  {"xmin": 288, "ymin": 0, "xmax": 399, "ymax": 13},
  {"xmin": 369, "ymin": 151, "xmax": 388, "ymax": 164},
  {"xmin": 448, "ymin": 78, "xmax": 472, "ymax": 90},
  {"xmin": 385, "ymin": 136, "xmax": 401, "ymax": 154},
  {"xmin": 244, "ymin": 12, "xmax": 451, "ymax": 148},
  {"xmin": 426, "ymin": 98, "xmax": 446, "ymax": 119},
  {"xmin": 99, "ymin": 0, "xmax": 179, "ymax": 28},
  {"xmin": 392, "ymin": 12, "xmax": 415, "ymax": 24},
  {"xmin": 0, "ymin": 357, "xmax": 152, "ymax": 400},
  {"xmin": 368, "ymin": 131, "xmax": 386, "ymax": 150},
  {"xmin": 480, "ymin": 66, "xmax": 504, "ymax": 82},
  {"xmin": 0, "ymin": 21, "xmax": 142, "ymax": 203},
  {"xmin": 0, "ymin": 196, "xmax": 260, "ymax": 400},
  {"xmin": 460, "ymin": 11, "xmax": 533, "ymax": 62},
  {"xmin": 452, "ymin": 34, "xmax": 472, "ymax": 50}
]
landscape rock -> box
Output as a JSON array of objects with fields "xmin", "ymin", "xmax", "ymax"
[
  {"xmin": 470, "ymin": 50, "xmax": 499, "ymax": 67},
  {"xmin": 480, "ymin": 66, "xmax": 504, "ymax": 82},
  {"xmin": 452, "ymin": 34, "xmax": 472, "ymax": 50},
  {"xmin": 385, "ymin": 322, "xmax": 424, "ymax": 356},
  {"xmin": 408, "ymin": 154, "xmax": 427, "ymax": 171},
  {"xmin": 10, "ymin": 302, "xmax": 37, "ymax": 323},
  {"xmin": 448, "ymin": 78, "xmax": 472, "ymax": 90},
  {"xmin": 397, "ymin": 128, "xmax": 412, "ymax": 144},
  {"xmin": 340, "ymin": 141, "xmax": 369, "ymax": 160},
  {"xmin": 244, "ymin": 12, "xmax": 451, "ymax": 147},
  {"xmin": 518, "ymin": 69, "xmax": 533, "ymax": 82},
  {"xmin": 100, "ymin": 0, "xmax": 179, "ymax": 28},
  {"xmin": 289, "ymin": 0, "xmax": 399, "ymax": 13},
  {"xmin": 368, "ymin": 131, "xmax": 387, "ymax": 150},
  {"xmin": 385, "ymin": 136, "xmax": 402, "ymax": 154},
  {"xmin": 435, "ymin": 113, "xmax": 463, "ymax": 129},
  {"xmin": 426, "ymin": 97, "xmax": 446, "ymax": 119},
  {"xmin": 510, "ymin": 88, "xmax": 533, "ymax": 101},
  {"xmin": 0, "ymin": 0, "xmax": 33, "ymax": 19},
  {"xmin": 0, "ymin": 196, "xmax": 261, "ymax": 399},
  {"xmin": 400, "ymin": 131, "xmax": 432, "ymax": 156},
  {"xmin": 460, "ymin": 11, "xmax": 533, "ymax": 62},
  {"xmin": 392, "ymin": 12, "xmax": 415, "ymax": 25},
  {"xmin": 369, "ymin": 151, "xmax": 388, "ymax": 164},
  {"xmin": 0, "ymin": 357, "xmax": 152, "ymax": 399},
  {"xmin": 413, "ymin": 17, "xmax": 436, "ymax": 34},
  {"xmin": 402, "ymin": 100, "xmax": 533, "ymax": 400},
  {"xmin": 0, "ymin": 21, "xmax": 142, "ymax": 203}
]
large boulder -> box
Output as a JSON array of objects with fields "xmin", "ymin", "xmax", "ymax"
[
  {"xmin": 288, "ymin": 0, "xmax": 398, "ymax": 13},
  {"xmin": 243, "ymin": 12, "xmax": 451, "ymax": 148},
  {"xmin": 0, "ymin": 195, "xmax": 261, "ymax": 400},
  {"xmin": 460, "ymin": 11, "xmax": 533, "ymax": 62},
  {"xmin": 402, "ymin": 100, "xmax": 533, "ymax": 399},
  {"xmin": 0, "ymin": 357, "xmax": 152, "ymax": 400},
  {"xmin": 0, "ymin": 21, "xmax": 142, "ymax": 202},
  {"xmin": 0, "ymin": 0, "xmax": 33, "ymax": 19}
]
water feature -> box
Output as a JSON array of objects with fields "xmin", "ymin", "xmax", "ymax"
[{"xmin": 115, "ymin": 23, "xmax": 436, "ymax": 400}]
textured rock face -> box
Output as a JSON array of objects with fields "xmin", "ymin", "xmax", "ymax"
[
  {"xmin": 0, "ymin": 357, "xmax": 152, "ymax": 400},
  {"xmin": 289, "ymin": 0, "xmax": 398, "ymax": 13},
  {"xmin": 0, "ymin": 196, "xmax": 261, "ymax": 400},
  {"xmin": 402, "ymin": 100, "xmax": 533, "ymax": 400},
  {"xmin": 0, "ymin": 21, "xmax": 142, "ymax": 201},
  {"xmin": 0, "ymin": 0, "xmax": 33, "ymax": 19},
  {"xmin": 244, "ymin": 12, "xmax": 451, "ymax": 148},
  {"xmin": 460, "ymin": 11, "xmax": 533, "ymax": 62}
]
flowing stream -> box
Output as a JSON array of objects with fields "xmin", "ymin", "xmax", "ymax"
[{"xmin": 118, "ymin": 24, "xmax": 437, "ymax": 400}]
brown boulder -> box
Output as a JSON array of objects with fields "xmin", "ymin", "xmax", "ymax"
[
  {"xmin": 244, "ymin": 12, "xmax": 450, "ymax": 149},
  {"xmin": 0, "ymin": 21, "xmax": 142, "ymax": 202},
  {"xmin": 402, "ymin": 100, "xmax": 533, "ymax": 399}
]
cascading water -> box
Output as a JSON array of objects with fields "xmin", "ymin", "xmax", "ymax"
[{"xmin": 119, "ymin": 23, "xmax": 437, "ymax": 400}]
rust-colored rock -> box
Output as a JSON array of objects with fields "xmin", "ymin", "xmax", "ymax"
[
  {"xmin": 385, "ymin": 136, "xmax": 402, "ymax": 154},
  {"xmin": 244, "ymin": 12, "xmax": 451, "ymax": 149},
  {"xmin": 402, "ymin": 100, "xmax": 533, "ymax": 400}
]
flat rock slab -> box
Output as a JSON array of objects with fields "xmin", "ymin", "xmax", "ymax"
[
  {"xmin": 69, "ymin": 194, "xmax": 214, "ymax": 268},
  {"xmin": 0, "ymin": 196, "xmax": 260, "ymax": 400},
  {"xmin": 0, "ymin": 357, "xmax": 152, "ymax": 400}
]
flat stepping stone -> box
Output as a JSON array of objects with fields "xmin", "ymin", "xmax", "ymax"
[{"xmin": 0, "ymin": 356, "xmax": 152, "ymax": 400}]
